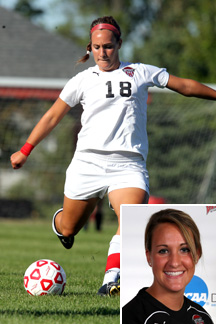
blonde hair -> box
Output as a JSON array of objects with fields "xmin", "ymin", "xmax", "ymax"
[{"xmin": 145, "ymin": 209, "xmax": 202, "ymax": 264}]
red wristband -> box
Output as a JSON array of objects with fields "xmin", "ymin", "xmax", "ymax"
[{"xmin": 20, "ymin": 142, "xmax": 35, "ymax": 156}]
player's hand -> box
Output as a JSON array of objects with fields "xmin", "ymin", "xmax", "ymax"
[{"xmin": 10, "ymin": 151, "xmax": 28, "ymax": 169}]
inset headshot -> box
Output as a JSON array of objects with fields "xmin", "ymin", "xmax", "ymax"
[{"xmin": 121, "ymin": 205, "xmax": 216, "ymax": 324}]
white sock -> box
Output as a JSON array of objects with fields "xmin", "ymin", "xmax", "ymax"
[{"xmin": 102, "ymin": 235, "xmax": 120, "ymax": 285}]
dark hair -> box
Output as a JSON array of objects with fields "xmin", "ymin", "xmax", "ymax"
[
  {"xmin": 145, "ymin": 209, "xmax": 202, "ymax": 264},
  {"xmin": 77, "ymin": 16, "xmax": 121, "ymax": 64}
]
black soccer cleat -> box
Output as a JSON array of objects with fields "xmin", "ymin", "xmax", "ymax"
[
  {"xmin": 97, "ymin": 281, "xmax": 120, "ymax": 297},
  {"xmin": 52, "ymin": 208, "xmax": 74, "ymax": 249},
  {"xmin": 57, "ymin": 234, "xmax": 74, "ymax": 250}
]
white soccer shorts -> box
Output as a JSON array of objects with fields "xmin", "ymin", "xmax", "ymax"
[{"xmin": 64, "ymin": 151, "xmax": 149, "ymax": 200}]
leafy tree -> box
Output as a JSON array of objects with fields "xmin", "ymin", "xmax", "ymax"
[
  {"xmin": 134, "ymin": 0, "xmax": 216, "ymax": 82},
  {"xmin": 15, "ymin": 0, "xmax": 43, "ymax": 18}
]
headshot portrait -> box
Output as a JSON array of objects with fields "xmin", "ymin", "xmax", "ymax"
[{"xmin": 121, "ymin": 205, "xmax": 216, "ymax": 324}]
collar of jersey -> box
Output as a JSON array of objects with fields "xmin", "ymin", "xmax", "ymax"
[{"xmin": 93, "ymin": 61, "xmax": 127, "ymax": 74}]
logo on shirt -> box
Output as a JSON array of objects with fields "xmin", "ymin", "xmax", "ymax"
[
  {"xmin": 192, "ymin": 314, "xmax": 205, "ymax": 324},
  {"xmin": 206, "ymin": 206, "xmax": 216, "ymax": 214},
  {"xmin": 123, "ymin": 67, "xmax": 135, "ymax": 78}
]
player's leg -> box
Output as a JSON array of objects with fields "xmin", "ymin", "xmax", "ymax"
[
  {"xmin": 52, "ymin": 195, "xmax": 100, "ymax": 248},
  {"xmin": 109, "ymin": 187, "xmax": 149, "ymax": 234},
  {"xmin": 98, "ymin": 187, "xmax": 148, "ymax": 296}
]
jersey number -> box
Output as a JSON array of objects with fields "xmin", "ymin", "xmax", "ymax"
[{"xmin": 106, "ymin": 81, "xmax": 132, "ymax": 98}]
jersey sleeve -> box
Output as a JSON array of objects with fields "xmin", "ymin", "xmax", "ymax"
[
  {"xmin": 59, "ymin": 72, "xmax": 83, "ymax": 107},
  {"xmin": 142, "ymin": 64, "xmax": 169, "ymax": 88}
]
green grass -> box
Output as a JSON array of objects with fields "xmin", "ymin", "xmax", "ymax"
[{"xmin": 0, "ymin": 218, "xmax": 119, "ymax": 324}]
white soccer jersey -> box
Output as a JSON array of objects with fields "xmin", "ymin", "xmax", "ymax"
[{"xmin": 60, "ymin": 62, "xmax": 169, "ymax": 162}]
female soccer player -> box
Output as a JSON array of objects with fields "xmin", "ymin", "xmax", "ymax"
[
  {"xmin": 122, "ymin": 209, "xmax": 214, "ymax": 323},
  {"xmin": 10, "ymin": 16, "xmax": 216, "ymax": 296}
]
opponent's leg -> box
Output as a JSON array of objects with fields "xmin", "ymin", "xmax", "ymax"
[
  {"xmin": 98, "ymin": 188, "xmax": 148, "ymax": 296},
  {"xmin": 52, "ymin": 195, "xmax": 100, "ymax": 249}
]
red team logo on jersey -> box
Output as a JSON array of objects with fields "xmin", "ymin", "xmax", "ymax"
[
  {"xmin": 192, "ymin": 314, "xmax": 205, "ymax": 324},
  {"xmin": 206, "ymin": 206, "xmax": 216, "ymax": 214},
  {"xmin": 123, "ymin": 67, "xmax": 135, "ymax": 77}
]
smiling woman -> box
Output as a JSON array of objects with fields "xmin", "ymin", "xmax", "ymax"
[
  {"xmin": 122, "ymin": 209, "xmax": 213, "ymax": 324},
  {"xmin": 145, "ymin": 222, "xmax": 197, "ymax": 307}
]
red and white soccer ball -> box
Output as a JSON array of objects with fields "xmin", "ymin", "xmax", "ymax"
[{"xmin": 24, "ymin": 259, "xmax": 66, "ymax": 296}]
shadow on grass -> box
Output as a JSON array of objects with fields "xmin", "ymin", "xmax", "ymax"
[{"xmin": 0, "ymin": 307, "xmax": 120, "ymax": 316}]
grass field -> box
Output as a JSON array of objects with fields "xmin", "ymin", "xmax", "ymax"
[{"xmin": 0, "ymin": 218, "xmax": 120, "ymax": 324}]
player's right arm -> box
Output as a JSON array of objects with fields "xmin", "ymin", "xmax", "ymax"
[{"xmin": 10, "ymin": 98, "xmax": 71, "ymax": 169}]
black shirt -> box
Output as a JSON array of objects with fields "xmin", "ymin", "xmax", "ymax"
[{"xmin": 122, "ymin": 287, "xmax": 214, "ymax": 324}]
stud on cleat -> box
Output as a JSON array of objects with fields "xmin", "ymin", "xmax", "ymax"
[{"xmin": 97, "ymin": 281, "xmax": 120, "ymax": 296}]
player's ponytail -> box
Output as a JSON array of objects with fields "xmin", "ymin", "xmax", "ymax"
[{"xmin": 77, "ymin": 42, "xmax": 91, "ymax": 64}]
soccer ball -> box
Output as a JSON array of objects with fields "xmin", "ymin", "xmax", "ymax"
[{"xmin": 24, "ymin": 259, "xmax": 66, "ymax": 296}]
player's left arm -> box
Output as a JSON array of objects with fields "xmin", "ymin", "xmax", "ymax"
[{"xmin": 166, "ymin": 74, "xmax": 216, "ymax": 100}]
